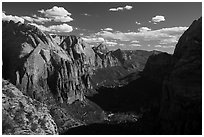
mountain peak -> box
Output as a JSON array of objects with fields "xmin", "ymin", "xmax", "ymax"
[{"xmin": 94, "ymin": 43, "xmax": 109, "ymax": 54}]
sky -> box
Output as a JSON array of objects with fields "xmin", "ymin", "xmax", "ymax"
[{"xmin": 2, "ymin": 2, "xmax": 202, "ymax": 53}]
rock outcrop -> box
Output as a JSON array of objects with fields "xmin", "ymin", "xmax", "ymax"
[
  {"xmin": 2, "ymin": 79, "xmax": 58, "ymax": 135},
  {"xmin": 159, "ymin": 17, "xmax": 202, "ymax": 134},
  {"xmin": 2, "ymin": 20, "xmax": 94, "ymax": 105},
  {"xmin": 93, "ymin": 43, "xmax": 120, "ymax": 68},
  {"xmin": 2, "ymin": 20, "xmax": 102, "ymax": 134}
]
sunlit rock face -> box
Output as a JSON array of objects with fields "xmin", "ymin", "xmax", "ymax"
[
  {"xmin": 93, "ymin": 43, "xmax": 121, "ymax": 68},
  {"xmin": 2, "ymin": 79, "xmax": 58, "ymax": 135},
  {"xmin": 2, "ymin": 20, "xmax": 101, "ymax": 133}
]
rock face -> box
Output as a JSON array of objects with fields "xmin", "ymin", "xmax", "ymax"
[
  {"xmin": 142, "ymin": 17, "xmax": 202, "ymax": 134},
  {"xmin": 2, "ymin": 79, "xmax": 58, "ymax": 135},
  {"xmin": 2, "ymin": 20, "xmax": 102, "ymax": 134},
  {"xmin": 93, "ymin": 43, "xmax": 120, "ymax": 68},
  {"xmin": 142, "ymin": 52, "xmax": 172, "ymax": 84},
  {"xmin": 159, "ymin": 17, "xmax": 202, "ymax": 134},
  {"xmin": 2, "ymin": 20, "xmax": 93, "ymax": 105}
]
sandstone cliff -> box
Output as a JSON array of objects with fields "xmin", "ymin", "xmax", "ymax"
[{"xmin": 2, "ymin": 20, "xmax": 104, "ymax": 134}]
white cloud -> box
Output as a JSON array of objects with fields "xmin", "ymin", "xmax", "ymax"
[
  {"xmin": 22, "ymin": 16, "xmax": 51, "ymax": 24},
  {"xmin": 155, "ymin": 45, "xmax": 175, "ymax": 48},
  {"xmin": 159, "ymin": 36, "xmax": 179, "ymax": 44},
  {"xmin": 124, "ymin": 5, "xmax": 133, "ymax": 10},
  {"xmin": 150, "ymin": 15, "xmax": 165, "ymax": 24},
  {"xmin": 109, "ymin": 5, "xmax": 133, "ymax": 11},
  {"xmin": 162, "ymin": 45, "xmax": 175, "ymax": 48},
  {"xmin": 38, "ymin": 6, "xmax": 71, "ymax": 17},
  {"xmin": 96, "ymin": 26, "xmax": 188, "ymax": 45},
  {"xmin": 103, "ymin": 28, "xmax": 113, "ymax": 31},
  {"xmin": 49, "ymin": 24, "xmax": 73, "ymax": 32},
  {"xmin": 38, "ymin": 6, "xmax": 73, "ymax": 22},
  {"xmin": 138, "ymin": 27, "xmax": 151, "ymax": 32},
  {"xmin": 82, "ymin": 37, "xmax": 105, "ymax": 43},
  {"xmin": 131, "ymin": 40, "xmax": 139, "ymax": 43},
  {"xmin": 130, "ymin": 44, "xmax": 141, "ymax": 47},
  {"xmin": 29, "ymin": 23, "xmax": 50, "ymax": 31},
  {"xmin": 136, "ymin": 21, "xmax": 141, "ymax": 25},
  {"xmin": 52, "ymin": 15, "xmax": 73, "ymax": 22},
  {"xmin": 29, "ymin": 23, "xmax": 73, "ymax": 33},
  {"xmin": 105, "ymin": 41, "xmax": 117, "ymax": 46},
  {"xmin": 2, "ymin": 12, "xmax": 24, "ymax": 23}
]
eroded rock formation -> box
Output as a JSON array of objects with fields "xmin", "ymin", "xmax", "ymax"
[{"xmin": 2, "ymin": 20, "xmax": 103, "ymax": 134}]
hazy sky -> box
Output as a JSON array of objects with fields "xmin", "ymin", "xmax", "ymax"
[{"xmin": 2, "ymin": 2, "xmax": 202, "ymax": 53}]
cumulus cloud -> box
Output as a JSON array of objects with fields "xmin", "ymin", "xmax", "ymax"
[
  {"xmin": 2, "ymin": 12, "xmax": 24, "ymax": 23},
  {"xmin": 109, "ymin": 5, "xmax": 133, "ymax": 11},
  {"xmin": 150, "ymin": 15, "xmax": 165, "ymax": 24},
  {"xmin": 49, "ymin": 24, "xmax": 73, "ymax": 32},
  {"xmin": 29, "ymin": 23, "xmax": 73, "ymax": 33},
  {"xmin": 38, "ymin": 6, "xmax": 73, "ymax": 22},
  {"xmin": 135, "ymin": 21, "xmax": 141, "ymax": 25},
  {"xmin": 138, "ymin": 27, "xmax": 151, "ymax": 32},
  {"xmin": 52, "ymin": 16, "xmax": 73, "ymax": 22},
  {"xmin": 124, "ymin": 5, "xmax": 133, "ymax": 10},
  {"xmin": 38, "ymin": 6, "xmax": 71, "ymax": 16}
]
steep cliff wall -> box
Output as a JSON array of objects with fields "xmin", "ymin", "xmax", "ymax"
[
  {"xmin": 2, "ymin": 20, "xmax": 104, "ymax": 133},
  {"xmin": 141, "ymin": 17, "xmax": 202, "ymax": 134},
  {"xmin": 159, "ymin": 17, "xmax": 202, "ymax": 134}
]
